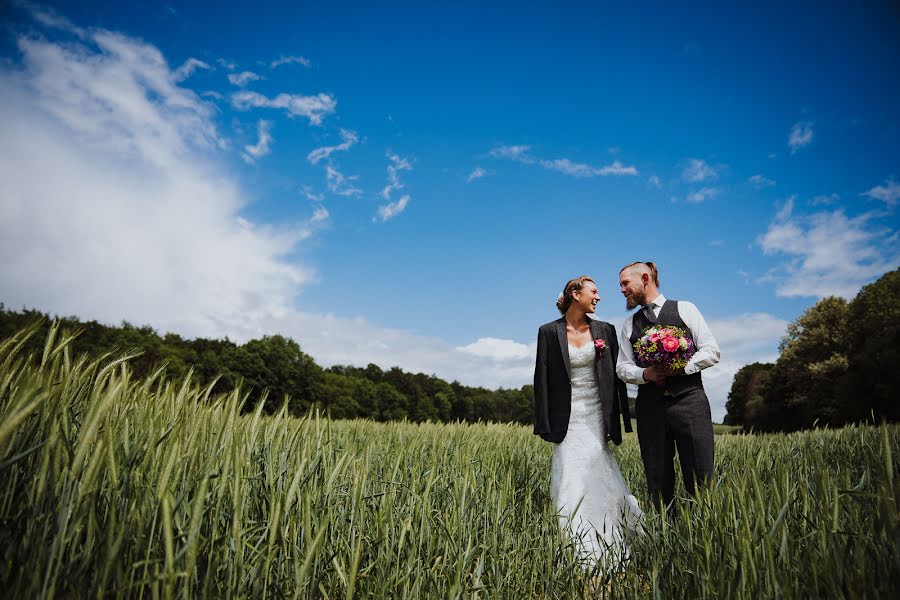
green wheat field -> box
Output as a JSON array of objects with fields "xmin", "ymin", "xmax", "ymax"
[{"xmin": 1, "ymin": 324, "xmax": 898, "ymax": 599}]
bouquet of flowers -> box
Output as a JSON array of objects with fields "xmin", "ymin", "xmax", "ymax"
[{"xmin": 633, "ymin": 325, "xmax": 696, "ymax": 373}]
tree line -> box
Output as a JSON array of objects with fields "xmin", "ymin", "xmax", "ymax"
[
  {"xmin": 724, "ymin": 268, "xmax": 899, "ymax": 431},
  {"xmin": 0, "ymin": 306, "xmax": 533, "ymax": 425}
]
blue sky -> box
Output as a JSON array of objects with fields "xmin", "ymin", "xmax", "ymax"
[{"xmin": 1, "ymin": 1, "xmax": 898, "ymax": 420}]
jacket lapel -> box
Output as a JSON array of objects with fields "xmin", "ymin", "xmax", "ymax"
[
  {"xmin": 555, "ymin": 318, "xmax": 571, "ymax": 379},
  {"xmin": 589, "ymin": 319, "xmax": 612, "ymax": 383}
]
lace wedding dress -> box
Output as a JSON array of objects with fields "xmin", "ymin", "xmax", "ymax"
[{"xmin": 551, "ymin": 342, "xmax": 643, "ymax": 565}]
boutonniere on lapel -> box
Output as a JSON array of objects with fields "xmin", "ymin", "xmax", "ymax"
[{"xmin": 593, "ymin": 338, "xmax": 606, "ymax": 356}]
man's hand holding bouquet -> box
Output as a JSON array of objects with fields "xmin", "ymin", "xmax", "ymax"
[{"xmin": 633, "ymin": 325, "xmax": 696, "ymax": 387}]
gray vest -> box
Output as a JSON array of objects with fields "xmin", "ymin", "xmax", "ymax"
[{"xmin": 629, "ymin": 300, "xmax": 704, "ymax": 398}]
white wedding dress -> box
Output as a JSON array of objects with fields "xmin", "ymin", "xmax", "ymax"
[{"xmin": 551, "ymin": 342, "xmax": 643, "ymax": 566}]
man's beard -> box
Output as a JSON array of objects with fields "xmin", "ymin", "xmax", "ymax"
[{"xmin": 625, "ymin": 288, "xmax": 646, "ymax": 310}]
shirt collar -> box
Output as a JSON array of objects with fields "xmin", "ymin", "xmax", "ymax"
[{"xmin": 646, "ymin": 293, "xmax": 666, "ymax": 309}]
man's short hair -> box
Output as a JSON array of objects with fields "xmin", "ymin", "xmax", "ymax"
[{"xmin": 620, "ymin": 261, "xmax": 660, "ymax": 287}]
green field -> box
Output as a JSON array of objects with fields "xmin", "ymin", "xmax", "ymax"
[{"xmin": 1, "ymin": 325, "xmax": 898, "ymax": 598}]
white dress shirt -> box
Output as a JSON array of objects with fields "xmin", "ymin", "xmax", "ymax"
[{"xmin": 616, "ymin": 293, "xmax": 721, "ymax": 385}]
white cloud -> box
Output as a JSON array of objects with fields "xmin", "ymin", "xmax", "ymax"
[
  {"xmin": 647, "ymin": 175, "xmax": 662, "ymax": 190},
  {"xmin": 173, "ymin": 58, "xmax": 211, "ymax": 82},
  {"xmin": 748, "ymin": 174, "xmax": 775, "ymax": 189},
  {"xmin": 310, "ymin": 205, "xmax": 329, "ymax": 224},
  {"xmin": 809, "ymin": 193, "xmax": 839, "ymax": 206},
  {"xmin": 861, "ymin": 177, "xmax": 900, "ymax": 207},
  {"xmin": 757, "ymin": 199, "xmax": 900, "ymax": 299},
  {"xmin": 681, "ymin": 158, "xmax": 717, "ymax": 182},
  {"xmin": 271, "ymin": 55, "xmax": 311, "ymax": 68},
  {"xmin": 489, "ymin": 144, "xmax": 534, "ymax": 163},
  {"xmin": 227, "ymin": 70, "xmax": 261, "ymax": 87},
  {"xmin": 701, "ymin": 313, "xmax": 788, "ymax": 422},
  {"xmin": 14, "ymin": 31, "xmax": 224, "ymax": 171},
  {"xmin": 307, "ymin": 129, "xmax": 359, "ymax": 164},
  {"xmin": 325, "ymin": 165, "xmax": 362, "ymax": 196},
  {"xmin": 467, "ymin": 166, "xmax": 490, "ymax": 183},
  {"xmin": 301, "ymin": 185, "xmax": 325, "ymax": 202},
  {"xmin": 788, "ymin": 121, "xmax": 814, "ymax": 154},
  {"xmin": 595, "ymin": 160, "xmax": 639, "ymax": 176},
  {"xmin": 686, "ymin": 187, "xmax": 719, "ymax": 203},
  {"xmin": 375, "ymin": 151, "xmax": 412, "ymax": 221},
  {"xmin": 231, "ymin": 90, "xmax": 336, "ymax": 125},
  {"xmin": 0, "ymin": 23, "xmax": 315, "ymax": 339},
  {"xmin": 242, "ymin": 120, "xmax": 273, "ymax": 164},
  {"xmin": 457, "ymin": 337, "xmax": 534, "ymax": 361},
  {"xmin": 380, "ymin": 151, "xmax": 412, "ymax": 200},
  {"xmin": 375, "ymin": 194, "xmax": 410, "ymax": 222},
  {"xmin": 490, "ymin": 145, "xmax": 637, "ymax": 177},
  {"xmin": 216, "ymin": 58, "xmax": 237, "ymax": 70},
  {"xmin": 539, "ymin": 157, "xmax": 597, "ymax": 177},
  {"xmin": 26, "ymin": 4, "xmax": 87, "ymax": 38}
]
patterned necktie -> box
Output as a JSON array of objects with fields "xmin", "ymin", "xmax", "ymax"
[{"xmin": 644, "ymin": 303, "xmax": 657, "ymax": 324}]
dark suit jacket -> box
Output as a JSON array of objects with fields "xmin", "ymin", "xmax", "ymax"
[{"xmin": 533, "ymin": 317, "xmax": 632, "ymax": 444}]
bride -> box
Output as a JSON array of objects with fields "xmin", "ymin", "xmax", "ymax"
[{"xmin": 533, "ymin": 275, "xmax": 643, "ymax": 566}]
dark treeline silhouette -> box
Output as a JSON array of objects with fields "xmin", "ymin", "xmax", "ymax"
[
  {"xmin": 0, "ymin": 305, "xmax": 533, "ymax": 425},
  {"xmin": 724, "ymin": 268, "xmax": 899, "ymax": 432}
]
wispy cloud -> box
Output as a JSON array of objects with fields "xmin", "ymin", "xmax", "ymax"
[
  {"xmin": 375, "ymin": 195, "xmax": 410, "ymax": 222},
  {"xmin": 376, "ymin": 151, "xmax": 413, "ymax": 221},
  {"xmin": 788, "ymin": 121, "xmax": 814, "ymax": 154},
  {"xmin": 173, "ymin": 58, "xmax": 211, "ymax": 82},
  {"xmin": 271, "ymin": 55, "xmax": 311, "ymax": 68},
  {"xmin": 466, "ymin": 166, "xmax": 490, "ymax": 183},
  {"xmin": 708, "ymin": 240, "xmax": 724, "ymax": 247},
  {"xmin": 540, "ymin": 158, "xmax": 598, "ymax": 177},
  {"xmin": 310, "ymin": 205, "xmax": 329, "ymax": 224},
  {"xmin": 647, "ymin": 175, "xmax": 662, "ymax": 190},
  {"xmin": 307, "ymin": 129, "xmax": 359, "ymax": 164},
  {"xmin": 380, "ymin": 151, "xmax": 412, "ymax": 200},
  {"xmin": 301, "ymin": 185, "xmax": 325, "ymax": 203},
  {"xmin": 757, "ymin": 197, "xmax": 900, "ymax": 298},
  {"xmin": 325, "ymin": 165, "xmax": 362, "ymax": 197},
  {"xmin": 26, "ymin": 4, "xmax": 87, "ymax": 38},
  {"xmin": 242, "ymin": 120, "xmax": 273, "ymax": 164},
  {"xmin": 489, "ymin": 144, "xmax": 534, "ymax": 163},
  {"xmin": 861, "ymin": 177, "xmax": 900, "ymax": 207},
  {"xmin": 216, "ymin": 58, "xmax": 237, "ymax": 70},
  {"xmin": 748, "ymin": 174, "xmax": 775, "ymax": 189},
  {"xmin": 686, "ymin": 187, "xmax": 720, "ymax": 203},
  {"xmin": 681, "ymin": 158, "xmax": 717, "ymax": 183},
  {"xmin": 227, "ymin": 70, "xmax": 261, "ymax": 87},
  {"xmin": 809, "ymin": 193, "xmax": 839, "ymax": 206},
  {"xmin": 231, "ymin": 90, "xmax": 336, "ymax": 125},
  {"xmin": 489, "ymin": 144, "xmax": 638, "ymax": 177}
]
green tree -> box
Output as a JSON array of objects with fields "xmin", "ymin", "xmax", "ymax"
[
  {"xmin": 843, "ymin": 268, "xmax": 900, "ymax": 422},
  {"xmin": 724, "ymin": 362, "xmax": 773, "ymax": 426},
  {"xmin": 233, "ymin": 335, "xmax": 323, "ymax": 413},
  {"xmin": 761, "ymin": 297, "xmax": 850, "ymax": 431}
]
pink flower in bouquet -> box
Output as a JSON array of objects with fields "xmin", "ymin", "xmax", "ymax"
[
  {"xmin": 593, "ymin": 338, "xmax": 606, "ymax": 352},
  {"xmin": 648, "ymin": 332, "xmax": 660, "ymax": 343},
  {"xmin": 662, "ymin": 336, "xmax": 680, "ymax": 352}
]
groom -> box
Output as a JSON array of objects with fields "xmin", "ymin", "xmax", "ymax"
[{"xmin": 615, "ymin": 261, "xmax": 720, "ymax": 508}]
